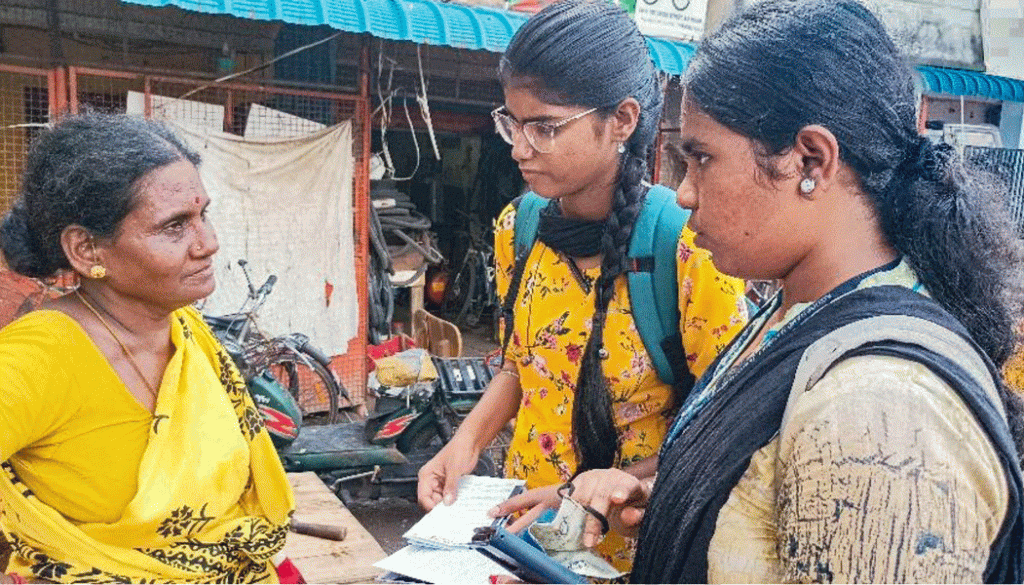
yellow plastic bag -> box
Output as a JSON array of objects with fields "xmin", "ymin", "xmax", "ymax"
[{"xmin": 373, "ymin": 348, "xmax": 438, "ymax": 387}]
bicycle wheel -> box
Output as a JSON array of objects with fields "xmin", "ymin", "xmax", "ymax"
[
  {"xmin": 399, "ymin": 413, "xmax": 505, "ymax": 477},
  {"xmin": 483, "ymin": 423, "xmax": 514, "ymax": 477},
  {"xmin": 462, "ymin": 276, "xmax": 484, "ymax": 328},
  {"xmin": 264, "ymin": 350, "xmax": 340, "ymax": 425},
  {"xmin": 441, "ymin": 254, "xmax": 477, "ymax": 326}
]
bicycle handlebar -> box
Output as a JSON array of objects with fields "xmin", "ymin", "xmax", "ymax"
[
  {"xmin": 258, "ymin": 275, "xmax": 278, "ymax": 297},
  {"xmin": 238, "ymin": 259, "xmax": 256, "ymax": 296}
]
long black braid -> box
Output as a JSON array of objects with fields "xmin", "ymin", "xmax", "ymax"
[
  {"xmin": 499, "ymin": 0, "xmax": 664, "ymax": 472},
  {"xmin": 571, "ymin": 148, "xmax": 648, "ymax": 471}
]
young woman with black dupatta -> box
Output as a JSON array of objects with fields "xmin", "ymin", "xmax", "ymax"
[{"xmin": 493, "ymin": 1, "xmax": 1024, "ymax": 582}]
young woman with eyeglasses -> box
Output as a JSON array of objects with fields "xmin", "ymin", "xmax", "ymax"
[
  {"xmin": 493, "ymin": 1, "xmax": 1024, "ymax": 581},
  {"xmin": 417, "ymin": 0, "xmax": 747, "ymax": 573}
]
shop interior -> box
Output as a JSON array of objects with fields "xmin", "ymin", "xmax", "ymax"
[{"xmin": 367, "ymin": 121, "xmax": 523, "ymax": 351}]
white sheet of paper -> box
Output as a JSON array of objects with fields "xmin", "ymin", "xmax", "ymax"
[
  {"xmin": 374, "ymin": 545, "xmax": 515, "ymax": 584},
  {"xmin": 402, "ymin": 475, "xmax": 525, "ymax": 548}
]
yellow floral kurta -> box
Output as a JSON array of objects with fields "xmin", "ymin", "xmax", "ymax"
[
  {"xmin": 494, "ymin": 202, "xmax": 747, "ymax": 572},
  {"xmin": 1004, "ymin": 344, "xmax": 1024, "ymax": 395}
]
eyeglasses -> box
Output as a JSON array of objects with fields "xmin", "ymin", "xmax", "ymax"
[{"xmin": 491, "ymin": 106, "xmax": 598, "ymax": 154}]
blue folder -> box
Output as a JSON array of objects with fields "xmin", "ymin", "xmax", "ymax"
[{"xmin": 472, "ymin": 525, "xmax": 589, "ymax": 584}]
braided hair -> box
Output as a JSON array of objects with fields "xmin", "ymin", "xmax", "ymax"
[
  {"xmin": 499, "ymin": 0, "xmax": 664, "ymax": 472},
  {"xmin": 685, "ymin": 0, "xmax": 1024, "ymax": 445}
]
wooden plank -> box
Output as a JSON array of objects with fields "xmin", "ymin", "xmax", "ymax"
[{"xmin": 284, "ymin": 472, "xmax": 386, "ymax": 584}]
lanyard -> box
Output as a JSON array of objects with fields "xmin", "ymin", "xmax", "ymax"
[{"xmin": 661, "ymin": 258, "xmax": 903, "ymax": 454}]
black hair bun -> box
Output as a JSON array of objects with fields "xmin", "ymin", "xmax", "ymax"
[{"xmin": 0, "ymin": 204, "xmax": 56, "ymax": 278}]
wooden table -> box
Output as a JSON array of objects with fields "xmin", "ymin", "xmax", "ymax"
[{"xmin": 283, "ymin": 472, "xmax": 386, "ymax": 584}]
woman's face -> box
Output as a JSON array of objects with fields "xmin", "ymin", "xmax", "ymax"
[
  {"xmin": 98, "ymin": 159, "xmax": 219, "ymax": 311},
  {"xmin": 502, "ymin": 85, "xmax": 621, "ymax": 201},
  {"xmin": 674, "ymin": 99, "xmax": 813, "ymax": 280}
]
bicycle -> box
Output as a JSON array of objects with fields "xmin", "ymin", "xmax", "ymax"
[
  {"xmin": 441, "ymin": 213, "xmax": 500, "ymax": 337},
  {"xmin": 203, "ymin": 259, "xmax": 348, "ymax": 425}
]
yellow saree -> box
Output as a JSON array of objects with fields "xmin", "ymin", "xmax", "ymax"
[{"xmin": 0, "ymin": 307, "xmax": 294, "ymax": 583}]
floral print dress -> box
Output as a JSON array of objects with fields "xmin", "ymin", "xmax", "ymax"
[{"xmin": 494, "ymin": 202, "xmax": 747, "ymax": 573}]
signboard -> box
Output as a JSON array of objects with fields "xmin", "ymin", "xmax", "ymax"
[
  {"xmin": 634, "ymin": 0, "xmax": 708, "ymax": 42},
  {"xmin": 737, "ymin": 0, "xmax": 984, "ymax": 70},
  {"xmin": 863, "ymin": 0, "xmax": 984, "ymax": 69},
  {"xmin": 984, "ymin": 0, "xmax": 1024, "ymax": 80}
]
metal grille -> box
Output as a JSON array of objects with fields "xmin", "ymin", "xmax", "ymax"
[
  {"xmin": 964, "ymin": 146, "xmax": 1024, "ymax": 236},
  {"xmin": 63, "ymin": 67, "xmax": 372, "ymax": 406},
  {"xmin": 0, "ymin": 64, "xmax": 54, "ymax": 217}
]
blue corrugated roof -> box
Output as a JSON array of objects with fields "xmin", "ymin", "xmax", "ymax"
[
  {"xmin": 120, "ymin": 0, "xmax": 696, "ymax": 74},
  {"xmin": 918, "ymin": 65, "xmax": 1024, "ymax": 102}
]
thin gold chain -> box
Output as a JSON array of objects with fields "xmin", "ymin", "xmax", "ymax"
[{"xmin": 75, "ymin": 288, "xmax": 159, "ymax": 400}]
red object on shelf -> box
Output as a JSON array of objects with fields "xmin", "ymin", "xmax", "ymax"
[{"xmin": 365, "ymin": 334, "xmax": 418, "ymax": 372}]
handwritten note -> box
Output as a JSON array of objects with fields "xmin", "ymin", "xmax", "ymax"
[
  {"xmin": 375, "ymin": 545, "xmax": 515, "ymax": 583},
  {"xmin": 402, "ymin": 475, "xmax": 525, "ymax": 549}
]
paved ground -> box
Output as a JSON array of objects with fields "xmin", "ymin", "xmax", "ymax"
[
  {"xmin": 346, "ymin": 496, "xmax": 426, "ymax": 554},
  {"xmin": 460, "ymin": 322, "xmax": 501, "ymax": 357}
]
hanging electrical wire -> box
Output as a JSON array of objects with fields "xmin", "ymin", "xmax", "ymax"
[
  {"xmin": 416, "ymin": 45, "xmax": 441, "ymax": 161},
  {"xmin": 176, "ymin": 30, "xmax": 343, "ymax": 100},
  {"xmin": 372, "ymin": 41, "xmax": 423, "ymax": 182}
]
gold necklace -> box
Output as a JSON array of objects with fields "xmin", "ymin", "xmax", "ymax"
[{"xmin": 75, "ymin": 289, "xmax": 159, "ymax": 400}]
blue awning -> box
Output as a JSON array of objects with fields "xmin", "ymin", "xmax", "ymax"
[
  {"xmin": 120, "ymin": 0, "xmax": 696, "ymax": 74},
  {"xmin": 918, "ymin": 65, "xmax": 1024, "ymax": 102}
]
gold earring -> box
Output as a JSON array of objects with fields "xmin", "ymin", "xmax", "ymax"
[{"xmin": 89, "ymin": 265, "xmax": 107, "ymax": 279}]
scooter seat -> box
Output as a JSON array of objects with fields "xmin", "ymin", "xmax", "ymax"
[{"xmin": 278, "ymin": 422, "xmax": 408, "ymax": 472}]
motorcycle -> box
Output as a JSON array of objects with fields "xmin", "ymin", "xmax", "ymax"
[
  {"xmin": 204, "ymin": 260, "xmax": 505, "ymax": 502},
  {"xmin": 252, "ymin": 352, "xmax": 501, "ymax": 503}
]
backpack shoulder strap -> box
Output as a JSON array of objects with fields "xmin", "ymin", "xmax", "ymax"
[
  {"xmin": 513, "ymin": 192, "xmax": 547, "ymax": 260},
  {"xmin": 501, "ymin": 192, "xmax": 549, "ymax": 365},
  {"xmin": 783, "ymin": 314, "xmax": 1004, "ymax": 430},
  {"xmin": 627, "ymin": 184, "xmax": 691, "ymax": 387},
  {"xmin": 778, "ymin": 313, "xmax": 1022, "ymax": 583}
]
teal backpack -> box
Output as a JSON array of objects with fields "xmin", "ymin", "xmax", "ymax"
[{"xmin": 501, "ymin": 184, "xmax": 694, "ymax": 390}]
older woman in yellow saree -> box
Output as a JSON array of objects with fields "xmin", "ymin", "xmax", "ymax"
[{"xmin": 0, "ymin": 113, "xmax": 294, "ymax": 583}]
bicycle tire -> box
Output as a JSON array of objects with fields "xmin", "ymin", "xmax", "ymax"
[
  {"xmin": 454, "ymin": 260, "xmax": 478, "ymax": 326},
  {"xmin": 484, "ymin": 424, "xmax": 514, "ymax": 476},
  {"xmin": 462, "ymin": 259, "xmax": 488, "ymax": 329},
  {"xmin": 442, "ymin": 254, "xmax": 477, "ymax": 326},
  {"xmin": 398, "ymin": 413, "xmax": 503, "ymax": 477},
  {"xmin": 263, "ymin": 350, "xmax": 339, "ymax": 425}
]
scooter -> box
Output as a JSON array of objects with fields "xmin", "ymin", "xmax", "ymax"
[
  {"xmin": 203, "ymin": 260, "xmax": 501, "ymax": 502},
  {"xmin": 248, "ymin": 353, "xmax": 500, "ymax": 503}
]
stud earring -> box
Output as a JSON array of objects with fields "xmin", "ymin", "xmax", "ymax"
[
  {"xmin": 799, "ymin": 177, "xmax": 816, "ymax": 195},
  {"xmin": 89, "ymin": 265, "xmax": 107, "ymax": 279},
  {"xmin": 617, "ymin": 143, "xmax": 626, "ymax": 154}
]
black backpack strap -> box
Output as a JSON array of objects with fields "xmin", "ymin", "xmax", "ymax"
[
  {"xmin": 500, "ymin": 247, "xmax": 530, "ymax": 368},
  {"xmin": 783, "ymin": 314, "xmax": 1023, "ymax": 583},
  {"xmin": 499, "ymin": 194, "xmax": 544, "ymax": 368}
]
